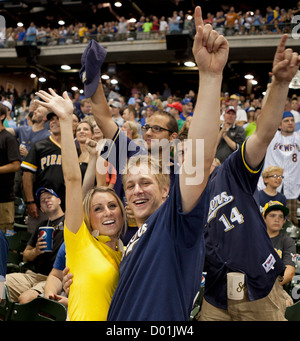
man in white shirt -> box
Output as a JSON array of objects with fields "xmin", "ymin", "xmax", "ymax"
[
  {"xmin": 290, "ymin": 97, "xmax": 300, "ymax": 131},
  {"xmin": 258, "ymin": 111, "xmax": 300, "ymax": 227}
]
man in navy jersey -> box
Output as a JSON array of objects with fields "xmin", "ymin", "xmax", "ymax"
[
  {"xmin": 61, "ymin": 6, "xmax": 229, "ymax": 321},
  {"xmin": 106, "ymin": 7, "xmax": 229, "ymax": 321},
  {"xmin": 197, "ymin": 35, "xmax": 300, "ymax": 321}
]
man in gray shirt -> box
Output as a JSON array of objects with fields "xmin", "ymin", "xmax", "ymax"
[
  {"xmin": 215, "ymin": 106, "xmax": 246, "ymax": 163},
  {"xmin": 263, "ymin": 201, "xmax": 296, "ymax": 287}
]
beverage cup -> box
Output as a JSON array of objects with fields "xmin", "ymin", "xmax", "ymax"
[
  {"xmin": 227, "ymin": 272, "xmax": 245, "ymax": 300},
  {"xmin": 38, "ymin": 226, "xmax": 54, "ymax": 252}
]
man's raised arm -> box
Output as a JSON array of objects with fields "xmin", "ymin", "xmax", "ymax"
[
  {"xmin": 180, "ymin": 6, "xmax": 229, "ymax": 213},
  {"xmin": 245, "ymin": 34, "xmax": 300, "ymax": 169},
  {"xmin": 91, "ymin": 80, "xmax": 118, "ymax": 140}
]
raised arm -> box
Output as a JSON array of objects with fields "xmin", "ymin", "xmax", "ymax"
[
  {"xmin": 180, "ymin": 6, "xmax": 229, "ymax": 212},
  {"xmin": 35, "ymin": 90, "xmax": 83, "ymax": 234},
  {"xmin": 245, "ymin": 34, "xmax": 300, "ymax": 168},
  {"xmin": 90, "ymin": 80, "xmax": 118, "ymax": 140}
]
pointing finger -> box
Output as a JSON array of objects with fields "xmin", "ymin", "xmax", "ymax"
[
  {"xmin": 275, "ymin": 34, "xmax": 288, "ymax": 55},
  {"xmin": 194, "ymin": 6, "xmax": 204, "ymax": 29}
]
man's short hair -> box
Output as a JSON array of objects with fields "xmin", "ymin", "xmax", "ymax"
[
  {"xmin": 152, "ymin": 111, "xmax": 178, "ymax": 134},
  {"xmin": 122, "ymin": 154, "xmax": 170, "ymax": 192}
]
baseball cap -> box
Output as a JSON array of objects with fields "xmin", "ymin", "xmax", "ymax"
[
  {"xmin": 168, "ymin": 102, "xmax": 183, "ymax": 112},
  {"xmin": 110, "ymin": 100, "xmax": 122, "ymax": 108},
  {"xmin": 36, "ymin": 187, "xmax": 59, "ymax": 201},
  {"xmin": 79, "ymin": 39, "xmax": 107, "ymax": 98},
  {"xmin": 263, "ymin": 200, "xmax": 289, "ymax": 217},
  {"xmin": 282, "ymin": 111, "xmax": 294, "ymax": 120},
  {"xmin": 229, "ymin": 94, "xmax": 239, "ymax": 100},
  {"xmin": 2, "ymin": 100, "xmax": 12, "ymax": 111},
  {"xmin": 181, "ymin": 98, "xmax": 192, "ymax": 105},
  {"xmin": 226, "ymin": 106, "xmax": 236, "ymax": 113},
  {"xmin": 46, "ymin": 112, "xmax": 57, "ymax": 120},
  {"xmin": 146, "ymin": 105, "xmax": 158, "ymax": 111},
  {"xmin": 247, "ymin": 107, "xmax": 255, "ymax": 112}
]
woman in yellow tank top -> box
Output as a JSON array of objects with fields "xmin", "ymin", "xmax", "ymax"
[{"xmin": 35, "ymin": 89, "xmax": 126, "ymax": 321}]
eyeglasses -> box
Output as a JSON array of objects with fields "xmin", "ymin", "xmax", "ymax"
[
  {"xmin": 141, "ymin": 124, "xmax": 173, "ymax": 134},
  {"xmin": 267, "ymin": 175, "xmax": 284, "ymax": 179}
]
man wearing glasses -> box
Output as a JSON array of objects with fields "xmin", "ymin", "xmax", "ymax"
[{"xmin": 94, "ymin": 101, "xmax": 179, "ymax": 200}]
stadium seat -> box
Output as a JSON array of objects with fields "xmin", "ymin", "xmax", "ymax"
[
  {"xmin": 285, "ymin": 300, "xmax": 300, "ymax": 321},
  {"xmin": 9, "ymin": 297, "xmax": 67, "ymax": 321},
  {"xmin": 0, "ymin": 285, "xmax": 14, "ymax": 321}
]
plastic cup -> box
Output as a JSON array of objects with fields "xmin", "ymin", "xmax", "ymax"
[
  {"xmin": 227, "ymin": 272, "xmax": 245, "ymax": 300},
  {"xmin": 38, "ymin": 226, "xmax": 54, "ymax": 252}
]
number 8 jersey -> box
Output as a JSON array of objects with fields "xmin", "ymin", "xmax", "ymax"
[
  {"xmin": 203, "ymin": 141, "xmax": 285, "ymax": 310},
  {"xmin": 258, "ymin": 130, "xmax": 300, "ymax": 200}
]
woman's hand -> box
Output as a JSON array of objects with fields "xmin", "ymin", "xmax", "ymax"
[{"xmin": 35, "ymin": 88, "xmax": 74, "ymax": 122}]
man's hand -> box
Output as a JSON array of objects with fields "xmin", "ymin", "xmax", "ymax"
[
  {"xmin": 35, "ymin": 89, "xmax": 74, "ymax": 121},
  {"xmin": 27, "ymin": 202, "xmax": 39, "ymax": 219},
  {"xmin": 271, "ymin": 34, "xmax": 300, "ymax": 84},
  {"xmin": 35, "ymin": 235, "xmax": 47, "ymax": 255},
  {"xmin": 192, "ymin": 6, "xmax": 229, "ymax": 76}
]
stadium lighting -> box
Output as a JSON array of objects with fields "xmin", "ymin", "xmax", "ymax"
[
  {"xmin": 184, "ymin": 61, "xmax": 196, "ymax": 67},
  {"xmin": 61, "ymin": 65, "xmax": 71, "ymax": 70},
  {"xmin": 38, "ymin": 77, "xmax": 46, "ymax": 82},
  {"xmin": 244, "ymin": 74, "xmax": 254, "ymax": 80},
  {"xmin": 114, "ymin": 2, "xmax": 122, "ymax": 7}
]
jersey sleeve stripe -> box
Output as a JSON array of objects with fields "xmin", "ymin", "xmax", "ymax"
[
  {"xmin": 106, "ymin": 128, "xmax": 120, "ymax": 158},
  {"xmin": 241, "ymin": 141, "xmax": 263, "ymax": 174},
  {"xmin": 49, "ymin": 135, "xmax": 61, "ymax": 149},
  {"xmin": 21, "ymin": 161, "xmax": 37, "ymax": 172}
]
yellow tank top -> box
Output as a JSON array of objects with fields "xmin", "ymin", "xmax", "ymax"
[{"xmin": 64, "ymin": 221, "xmax": 122, "ymax": 321}]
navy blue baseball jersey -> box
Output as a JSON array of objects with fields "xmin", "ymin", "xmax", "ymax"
[
  {"xmin": 203, "ymin": 141, "xmax": 285, "ymax": 310},
  {"xmin": 107, "ymin": 175, "xmax": 209, "ymax": 321},
  {"xmin": 21, "ymin": 136, "xmax": 65, "ymax": 209}
]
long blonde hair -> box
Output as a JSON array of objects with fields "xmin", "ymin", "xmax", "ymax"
[{"xmin": 82, "ymin": 186, "xmax": 127, "ymax": 237}]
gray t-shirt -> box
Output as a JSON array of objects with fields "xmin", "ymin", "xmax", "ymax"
[{"xmin": 271, "ymin": 231, "xmax": 296, "ymax": 267}]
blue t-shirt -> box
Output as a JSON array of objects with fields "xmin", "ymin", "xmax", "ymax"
[
  {"xmin": 258, "ymin": 189, "xmax": 287, "ymax": 213},
  {"xmin": 203, "ymin": 141, "xmax": 285, "ymax": 310},
  {"xmin": 107, "ymin": 175, "xmax": 209, "ymax": 321},
  {"xmin": 53, "ymin": 242, "xmax": 66, "ymax": 271},
  {"xmin": 14, "ymin": 126, "xmax": 50, "ymax": 161},
  {"xmin": 0, "ymin": 231, "xmax": 8, "ymax": 277}
]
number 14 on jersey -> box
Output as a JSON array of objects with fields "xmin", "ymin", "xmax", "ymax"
[{"xmin": 219, "ymin": 207, "xmax": 244, "ymax": 232}]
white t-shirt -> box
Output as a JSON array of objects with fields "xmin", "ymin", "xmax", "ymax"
[{"xmin": 257, "ymin": 130, "xmax": 300, "ymax": 199}]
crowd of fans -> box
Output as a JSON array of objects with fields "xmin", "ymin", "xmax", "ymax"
[
  {"xmin": 2, "ymin": 2, "xmax": 300, "ymax": 48},
  {"xmin": 0, "ymin": 5, "xmax": 300, "ymax": 322}
]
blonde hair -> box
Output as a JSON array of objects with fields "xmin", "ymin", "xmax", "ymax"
[
  {"xmin": 262, "ymin": 166, "xmax": 284, "ymax": 178},
  {"xmin": 262, "ymin": 166, "xmax": 284, "ymax": 184},
  {"xmin": 82, "ymin": 186, "xmax": 127, "ymax": 237},
  {"xmin": 125, "ymin": 121, "xmax": 139, "ymax": 140},
  {"xmin": 122, "ymin": 154, "xmax": 170, "ymax": 192}
]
